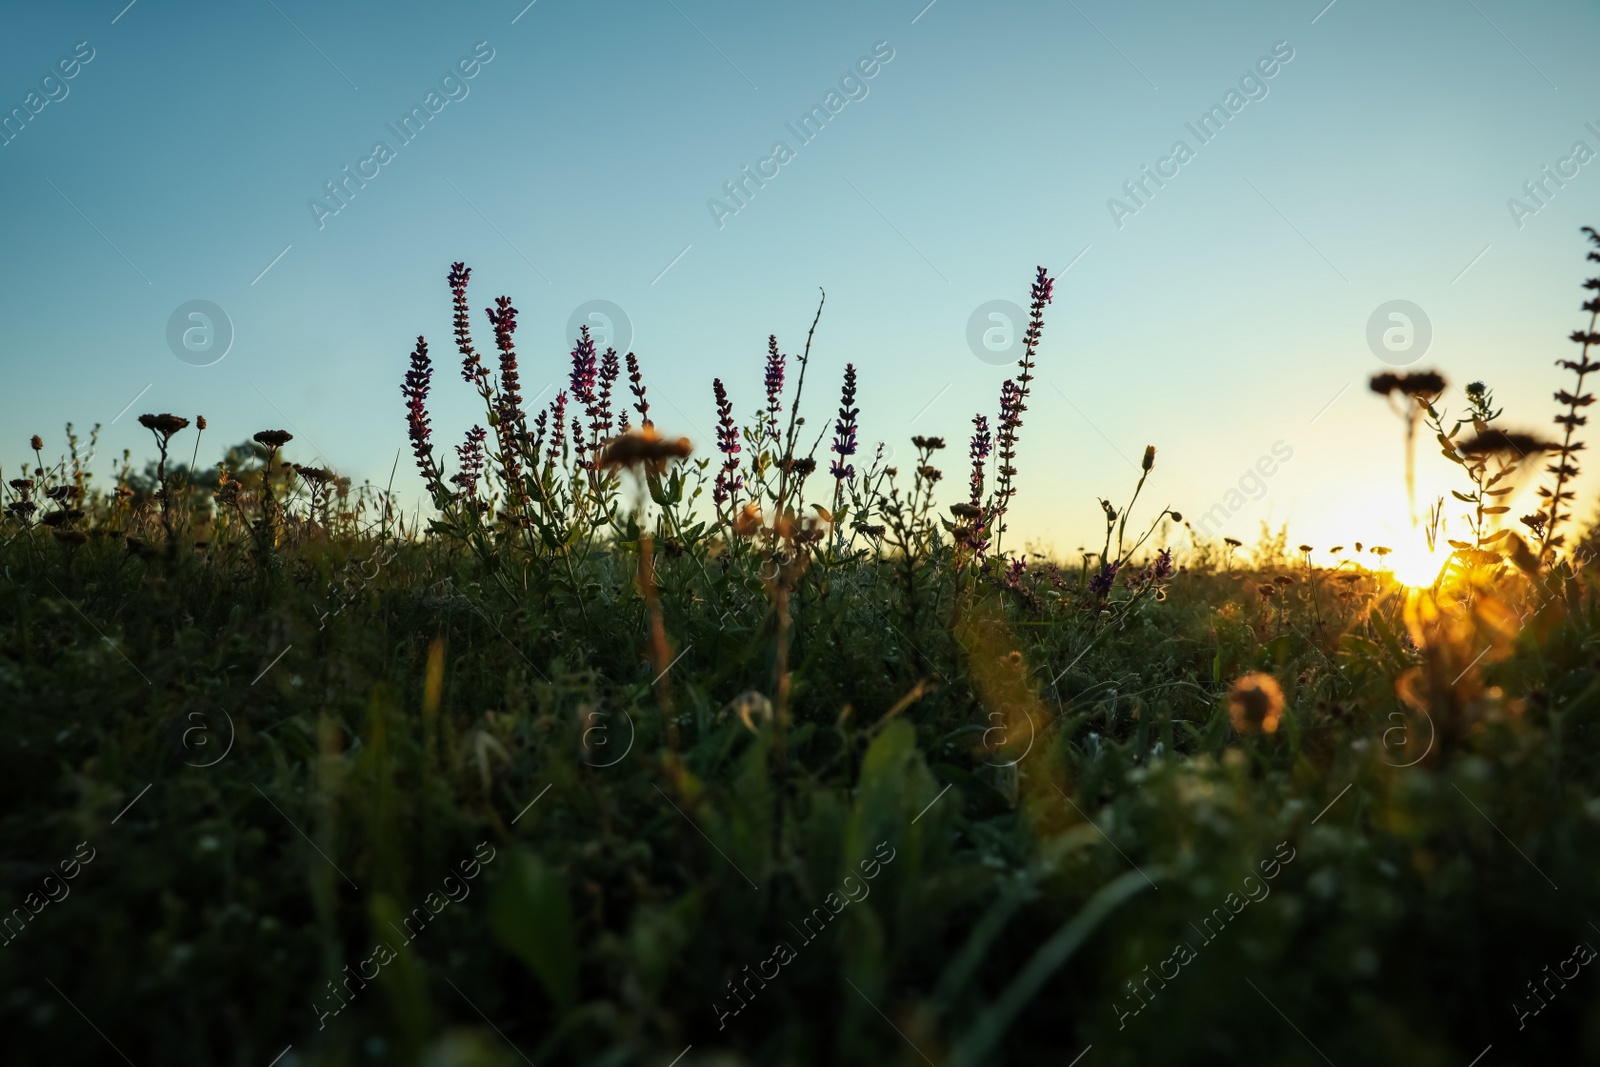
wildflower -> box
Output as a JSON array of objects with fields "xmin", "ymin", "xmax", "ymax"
[
  {"xmin": 1228, "ymin": 672, "xmax": 1285, "ymax": 734},
  {"xmin": 596, "ymin": 348, "xmax": 620, "ymax": 439},
  {"xmin": 626, "ymin": 352, "xmax": 652, "ymax": 428},
  {"xmin": 1298, "ymin": 544, "xmax": 1314, "ymax": 554},
  {"xmin": 451, "ymin": 425, "xmax": 488, "ymax": 499},
  {"xmin": 987, "ymin": 266, "xmax": 1054, "ymax": 554},
  {"xmin": 1088, "ymin": 560, "xmax": 1120, "ymax": 596},
  {"xmin": 830, "ymin": 363, "xmax": 859, "ymax": 479},
  {"xmin": 1224, "ymin": 537, "xmax": 1242, "ymax": 548},
  {"xmin": 138, "ymin": 413, "xmax": 190, "ymax": 440},
  {"xmin": 294, "ymin": 465, "xmax": 334, "ymax": 485},
  {"xmin": 569, "ymin": 326, "xmax": 598, "ymax": 407},
  {"xmin": 1537, "ymin": 227, "xmax": 1600, "ymax": 554},
  {"xmin": 1369, "ymin": 370, "xmax": 1447, "ymax": 398},
  {"xmin": 911, "ymin": 435, "xmax": 946, "ymax": 451},
  {"xmin": 253, "ymin": 429, "xmax": 293, "ymax": 450},
  {"xmin": 733, "ymin": 503, "xmax": 762, "ymax": 537},
  {"xmin": 448, "ymin": 263, "xmax": 488, "ymax": 385},
  {"xmin": 779, "ymin": 455, "xmax": 817, "ymax": 477},
  {"xmin": 1458, "ymin": 430, "xmax": 1561, "ymax": 457},
  {"xmin": 764, "ymin": 335, "xmax": 786, "ymax": 442},
  {"xmin": 30, "ymin": 435, "xmax": 42, "ymax": 451},
  {"xmin": 597, "ymin": 425, "xmax": 693, "ymax": 473},
  {"xmin": 950, "ymin": 503, "xmax": 982, "ymax": 521},
  {"xmin": 1168, "ymin": 510, "xmax": 1182, "ymax": 522},
  {"xmin": 547, "ymin": 392, "xmax": 568, "ymax": 465},
  {"xmin": 1142, "ymin": 445, "xmax": 1156, "ymax": 471},
  {"xmin": 1153, "ymin": 547, "xmax": 1174, "ymax": 580},
  {"xmin": 44, "ymin": 485, "xmax": 80, "ymax": 502},
  {"xmin": 400, "ymin": 337, "xmax": 446, "ymax": 500},
  {"xmin": 712, "ymin": 378, "xmax": 743, "ymax": 507}
]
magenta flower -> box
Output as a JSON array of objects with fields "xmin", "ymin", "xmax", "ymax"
[
  {"xmin": 547, "ymin": 392, "xmax": 568, "ymax": 465},
  {"xmin": 485, "ymin": 295, "xmax": 526, "ymax": 487},
  {"xmin": 451, "ymin": 425, "xmax": 488, "ymax": 501},
  {"xmin": 764, "ymin": 335, "xmax": 786, "ymax": 442},
  {"xmin": 449, "ymin": 263, "xmax": 487, "ymax": 386},
  {"xmin": 1089, "ymin": 560, "xmax": 1120, "ymax": 597},
  {"xmin": 401, "ymin": 336, "xmax": 446, "ymax": 501},
  {"xmin": 569, "ymin": 327, "xmax": 598, "ymax": 407}
]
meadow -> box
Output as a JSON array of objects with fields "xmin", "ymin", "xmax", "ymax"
[{"xmin": 4, "ymin": 237, "xmax": 1600, "ymax": 1066}]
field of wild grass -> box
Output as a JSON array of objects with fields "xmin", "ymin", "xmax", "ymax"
[{"xmin": 5, "ymin": 238, "xmax": 1600, "ymax": 1066}]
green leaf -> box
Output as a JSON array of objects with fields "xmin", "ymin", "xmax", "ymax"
[{"xmin": 491, "ymin": 851, "xmax": 579, "ymax": 1011}]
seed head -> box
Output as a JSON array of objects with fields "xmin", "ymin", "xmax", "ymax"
[{"xmin": 1228, "ymin": 672, "xmax": 1285, "ymax": 734}]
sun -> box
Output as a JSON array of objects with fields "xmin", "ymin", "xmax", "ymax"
[{"xmin": 1377, "ymin": 540, "xmax": 1455, "ymax": 588}]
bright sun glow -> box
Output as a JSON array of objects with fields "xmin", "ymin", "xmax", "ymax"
[{"xmin": 1377, "ymin": 540, "xmax": 1456, "ymax": 588}]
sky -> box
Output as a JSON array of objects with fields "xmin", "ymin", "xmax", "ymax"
[{"xmin": 3, "ymin": 0, "xmax": 1599, "ymax": 561}]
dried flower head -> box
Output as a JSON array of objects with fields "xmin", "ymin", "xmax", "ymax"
[
  {"xmin": 30, "ymin": 435, "xmax": 43, "ymax": 451},
  {"xmin": 911, "ymin": 435, "xmax": 946, "ymax": 451},
  {"xmin": 138, "ymin": 413, "xmax": 190, "ymax": 439},
  {"xmin": 1228, "ymin": 672, "xmax": 1285, "ymax": 734},
  {"xmin": 1142, "ymin": 445, "xmax": 1156, "ymax": 471},
  {"xmin": 294, "ymin": 465, "xmax": 335, "ymax": 485},
  {"xmin": 1369, "ymin": 370, "xmax": 1447, "ymax": 398},
  {"xmin": 1457, "ymin": 430, "xmax": 1562, "ymax": 457},
  {"xmin": 253, "ymin": 429, "xmax": 293, "ymax": 449},
  {"xmin": 196, "ymin": 415, "xmax": 207, "ymax": 432}
]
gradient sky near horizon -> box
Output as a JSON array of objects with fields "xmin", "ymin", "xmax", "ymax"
[{"xmin": 4, "ymin": 0, "xmax": 1600, "ymax": 559}]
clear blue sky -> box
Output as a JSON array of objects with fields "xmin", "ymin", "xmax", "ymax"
[{"xmin": 4, "ymin": 0, "xmax": 1599, "ymax": 557}]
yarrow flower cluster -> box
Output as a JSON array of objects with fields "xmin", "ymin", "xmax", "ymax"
[{"xmin": 830, "ymin": 363, "xmax": 858, "ymax": 479}]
